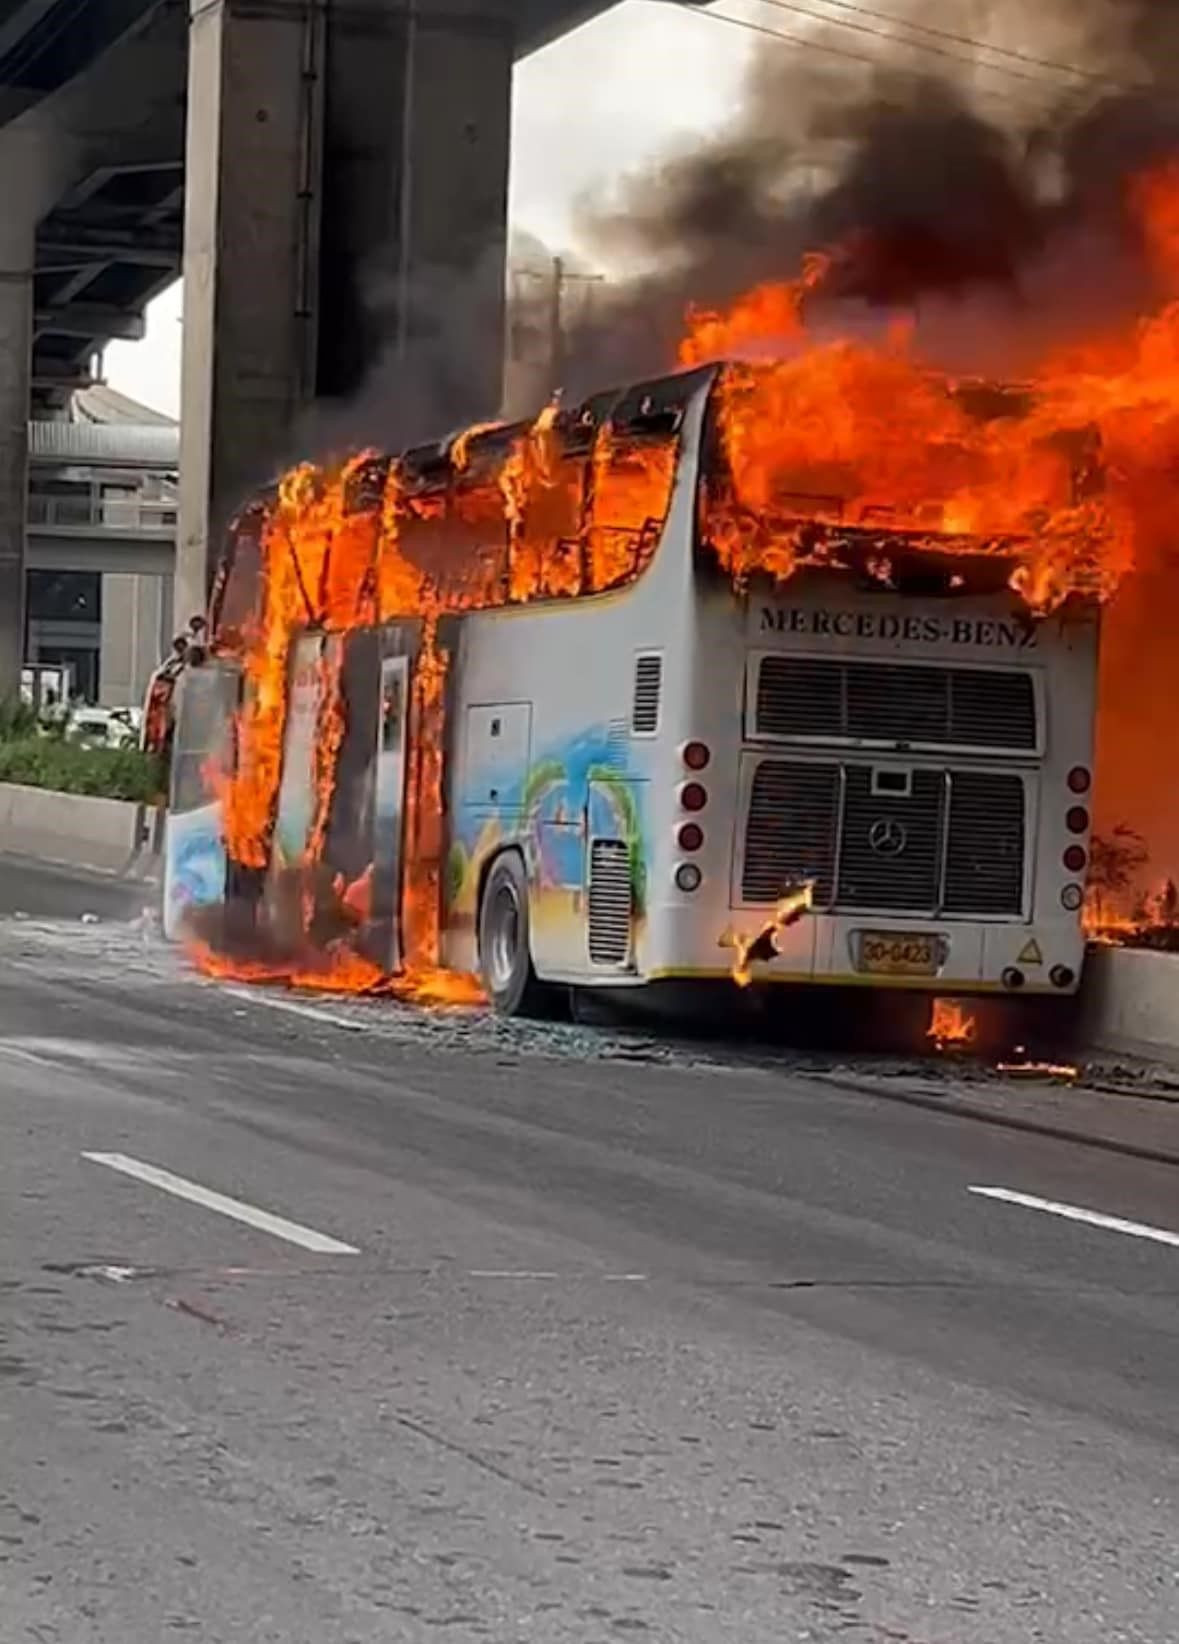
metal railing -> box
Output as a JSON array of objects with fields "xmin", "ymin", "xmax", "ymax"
[{"xmin": 27, "ymin": 493, "xmax": 177, "ymax": 535}]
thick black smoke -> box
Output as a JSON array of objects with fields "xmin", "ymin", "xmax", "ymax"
[{"xmin": 519, "ymin": 0, "xmax": 1179, "ymax": 397}]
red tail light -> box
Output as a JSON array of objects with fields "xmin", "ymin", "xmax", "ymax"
[
  {"xmin": 680, "ymin": 782, "xmax": 708, "ymax": 813},
  {"xmin": 677, "ymin": 822, "xmax": 704, "ymax": 852},
  {"xmin": 1067, "ymin": 766, "xmax": 1091, "ymax": 794},
  {"xmin": 1063, "ymin": 844, "xmax": 1087, "ymax": 872},
  {"xmin": 1066, "ymin": 806, "xmax": 1089, "ymax": 835},
  {"xmin": 682, "ymin": 741, "xmax": 711, "ymax": 771}
]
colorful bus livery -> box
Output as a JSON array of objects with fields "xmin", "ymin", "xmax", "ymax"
[{"xmin": 173, "ymin": 361, "xmax": 1101, "ymax": 1015}]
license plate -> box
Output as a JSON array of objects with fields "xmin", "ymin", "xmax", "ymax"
[{"xmin": 858, "ymin": 931, "xmax": 940, "ymax": 976}]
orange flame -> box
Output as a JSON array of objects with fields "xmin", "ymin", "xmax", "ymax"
[
  {"xmin": 189, "ymin": 938, "xmax": 483, "ymax": 1007},
  {"xmin": 680, "ymin": 163, "xmax": 1179, "ymax": 615},
  {"xmin": 928, "ymin": 998, "xmax": 978, "ymax": 1052},
  {"xmin": 198, "ymin": 159, "xmax": 1179, "ymax": 1001},
  {"xmin": 722, "ymin": 880, "xmax": 815, "ymax": 988},
  {"xmin": 996, "ymin": 1059, "xmax": 1080, "ymax": 1081}
]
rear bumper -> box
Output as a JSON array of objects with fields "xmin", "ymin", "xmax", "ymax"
[{"xmin": 638, "ymin": 905, "xmax": 1086, "ymax": 995}]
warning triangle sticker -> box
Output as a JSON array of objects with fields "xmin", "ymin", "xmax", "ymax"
[{"xmin": 1017, "ymin": 938, "xmax": 1043, "ymax": 966}]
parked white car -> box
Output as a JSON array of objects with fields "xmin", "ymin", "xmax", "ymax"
[{"xmin": 64, "ymin": 707, "xmax": 141, "ymax": 749}]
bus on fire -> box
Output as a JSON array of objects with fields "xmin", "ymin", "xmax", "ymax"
[{"xmin": 166, "ymin": 361, "xmax": 1100, "ymax": 1017}]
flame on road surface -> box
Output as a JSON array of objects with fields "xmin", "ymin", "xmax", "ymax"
[
  {"xmin": 190, "ymin": 937, "xmax": 484, "ymax": 1008},
  {"xmin": 996, "ymin": 1059, "xmax": 1081, "ymax": 1082},
  {"xmin": 928, "ymin": 998, "xmax": 978, "ymax": 1052}
]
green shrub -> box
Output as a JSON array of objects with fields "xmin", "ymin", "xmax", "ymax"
[
  {"xmin": 0, "ymin": 738, "xmax": 163, "ymax": 803},
  {"xmin": 0, "ymin": 698, "xmax": 39, "ymax": 739}
]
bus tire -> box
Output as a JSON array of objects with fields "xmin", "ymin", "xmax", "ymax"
[{"xmin": 478, "ymin": 852, "xmax": 560, "ymax": 1018}]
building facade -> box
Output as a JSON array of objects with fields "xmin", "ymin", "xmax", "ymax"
[{"xmin": 26, "ymin": 384, "xmax": 176, "ymax": 706}]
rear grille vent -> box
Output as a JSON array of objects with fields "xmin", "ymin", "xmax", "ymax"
[
  {"xmin": 943, "ymin": 771, "xmax": 1025, "ymax": 914},
  {"xmin": 588, "ymin": 839, "xmax": 633, "ymax": 965},
  {"xmin": 741, "ymin": 759, "xmax": 1026, "ymax": 917},
  {"xmin": 631, "ymin": 654, "xmax": 662, "ymax": 734},
  {"xmin": 756, "ymin": 657, "xmax": 1036, "ymax": 752},
  {"xmin": 742, "ymin": 761, "xmax": 839, "ymax": 905}
]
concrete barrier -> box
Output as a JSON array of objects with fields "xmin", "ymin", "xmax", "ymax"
[
  {"xmin": 1079, "ymin": 946, "xmax": 1179, "ymax": 1062},
  {"xmin": 0, "ymin": 782, "xmax": 164, "ymax": 878}
]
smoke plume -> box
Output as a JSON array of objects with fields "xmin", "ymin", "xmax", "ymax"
[
  {"xmin": 523, "ymin": 0, "xmax": 1179, "ymax": 394},
  {"xmin": 502, "ymin": 0, "xmax": 1179, "ymax": 886}
]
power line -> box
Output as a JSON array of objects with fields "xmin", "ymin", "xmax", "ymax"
[
  {"xmin": 665, "ymin": 4, "xmax": 1063, "ymax": 117},
  {"xmin": 751, "ymin": 0, "xmax": 1104, "ymax": 92},
  {"xmin": 784, "ymin": 0, "xmax": 1146, "ymax": 94}
]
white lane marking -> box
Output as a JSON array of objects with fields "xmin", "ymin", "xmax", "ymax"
[
  {"xmin": 82, "ymin": 1152, "xmax": 359, "ymax": 1255},
  {"xmin": 218, "ymin": 985, "xmax": 367, "ymax": 1033},
  {"xmin": 469, "ymin": 1270, "xmax": 562, "ymax": 1280},
  {"xmin": 969, "ymin": 1185, "xmax": 1179, "ymax": 1250},
  {"xmin": 468, "ymin": 1270, "xmax": 648, "ymax": 1283}
]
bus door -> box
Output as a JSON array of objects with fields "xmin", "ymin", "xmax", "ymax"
[
  {"xmin": 367, "ymin": 652, "xmax": 411, "ymax": 970},
  {"xmin": 272, "ymin": 631, "xmax": 328, "ymax": 874},
  {"xmin": 163, "ymin": 657, "xmax": 242, "ymax": 941}
]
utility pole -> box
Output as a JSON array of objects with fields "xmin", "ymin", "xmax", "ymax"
[
  {"xmin": 502, "ymin": 258, "xmax": 605, "ymax": 416},
  {"xmin": 545, "ymin": 256, "xmax": 604, "ymax": 394},
  {"xmin": 548, "ymin": 256, "xmax": 565, "ymax": 390}
]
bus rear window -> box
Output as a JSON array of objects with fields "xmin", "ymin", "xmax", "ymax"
[{"xmin": 752, "ymin": 655, "xmax": 1038, "ymax": 752}]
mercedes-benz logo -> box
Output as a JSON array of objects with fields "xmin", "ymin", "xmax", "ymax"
[{"xmin": 868, "ymin": 817, "xmax": 908, "ymax": 857}]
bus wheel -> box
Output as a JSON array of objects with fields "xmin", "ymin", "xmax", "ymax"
[{"xmin": 478, "ymin": 853, "xmax": 560, "ymax": 1018}]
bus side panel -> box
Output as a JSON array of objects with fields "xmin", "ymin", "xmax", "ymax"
[
  {"xmin": 441, "ymin": 390, "xmax": 709, "ymax": 982},
  {"xmin": 443, "ymin": 612, "xmax": 673, "ymax": 983}
]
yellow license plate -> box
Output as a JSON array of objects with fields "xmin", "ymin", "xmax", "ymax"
[{"xmin": 858, "ymin": 931, "xmax": 940, "ymax": 976}]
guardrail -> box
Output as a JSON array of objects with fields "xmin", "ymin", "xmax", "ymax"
[
  {"xmin": 27, "ymin": 494, "xmax": 177, "ymax": 535},
  {"xmin": 0, "ymin": 781, "xmax": 164, "ymax": 879}
]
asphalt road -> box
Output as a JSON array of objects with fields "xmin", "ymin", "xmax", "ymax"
[
  {"xmin": 0, "ymin": 856, "xmax": 1177, "ymax": 1643},
  {"xmin": 0, "ymin": 852, "xmax": 154, "ymax": 923}
]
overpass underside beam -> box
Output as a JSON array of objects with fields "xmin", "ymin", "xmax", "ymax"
[{"xmin": 177, "ymin": 0, "xmax": 514, "ymax": 624}]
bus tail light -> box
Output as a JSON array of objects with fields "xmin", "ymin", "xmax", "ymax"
[
  {"xmin": 1067, "ymin": 766, "xmax": 1092, "ymax": 794},
  {"xmin": 1050, "ymin": 964, "xmax": 1076, "ymax": 989},
  {"xmin": 680, "ymin": 781, "xmax": 708, "ymax": 813},
  {"xmin": 675, "ymin": 863, "xmax": 702, "ymax": 893},
  {"xmin": 682, "ymin": 740, "xmax": 711, "ymax": 771},
  {"xmin": 677, "ymin": 822, "xmax": 704, "ymax": 852},
  {"xmin": 1065, "ymin": 806, "xmax": 1089, "ymax": 835},
  {"xmin": 1002, "ymin": 967, "xmax": 1025, "ymax": 990},
  {"xmin": 1062, "ymin": 844, "xmax": 1087, "ymax": 872},
  {"xmin": 1061, "ymin": 884, "xmax": 1084, "ymax": 911}
]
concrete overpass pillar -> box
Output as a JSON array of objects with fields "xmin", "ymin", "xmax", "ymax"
[
  {"xmin": 176, "ymin": 0, "xmax": 324, "ymax": 627},
  {"xmin": 177, "ymin": 0, "xmax": 513, "ymax": 625},
  {"xmin": 0, "ymin": 217, "xmax": 32, "ymax": 698}
]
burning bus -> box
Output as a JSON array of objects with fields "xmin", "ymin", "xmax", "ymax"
[{"xmin": 166, "ymin": 355, "xmax": 1104, "ymax": 1016}]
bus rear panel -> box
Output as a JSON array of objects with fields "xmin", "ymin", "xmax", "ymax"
[{"xmin": 650, "ymin": 574, "xmax": 1097, "ymax": 996}]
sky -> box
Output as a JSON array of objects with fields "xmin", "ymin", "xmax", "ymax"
[{"xmin": 104, "ymin": 1, "xmax": 751, "ymax": 420}]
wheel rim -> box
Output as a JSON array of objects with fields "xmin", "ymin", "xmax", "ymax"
[{"xmin": 485, "ymin": 880, "xmax": 522, "ymax": 992}]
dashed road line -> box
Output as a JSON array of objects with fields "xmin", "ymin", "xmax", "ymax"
[
  {"xmin": 969, "ymin": 1184, "xmax": 1179, "ymax": 1250},
  {"xmin": 82, "ymin": 1152, "xmax": 359, "ymax": 1255},
  {"xmin": 218, "ymin": 985, "xmax": 367, "ymax": 1032},
  {"xmin": 469, "ymin": 1270, "xmax": 562, "ymax": 1280}
]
